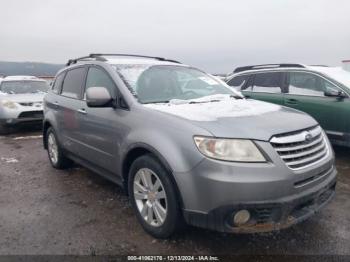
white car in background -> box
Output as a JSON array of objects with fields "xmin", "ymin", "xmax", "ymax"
[{"xmin": 0, "ymin": 75, "xmax": 49, "ymax": 134}]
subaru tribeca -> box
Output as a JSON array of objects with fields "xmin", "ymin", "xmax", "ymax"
[{"xmin": 43, "ymin": 54, "xmax": 336, "ymax": 238}]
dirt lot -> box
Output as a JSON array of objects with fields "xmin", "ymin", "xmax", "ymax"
[{"xmin": 0, "ymin": 129, "xmax": 349, "ymax": 256}]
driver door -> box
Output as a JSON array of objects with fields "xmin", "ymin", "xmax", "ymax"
[{"xmin": 77, "ymin": 66, "xmax": 119, "ymax": 172}]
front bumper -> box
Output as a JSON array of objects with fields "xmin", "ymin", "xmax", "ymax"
[
  {"xmin": 0, "ymin": 111, "xmax": 43, "ymax": 126},
  {"xmin": 175, "ymin": 139, "xmax": 337, "ymax": 233},
  {"xmin": 183, "ymin": 170, "xmax": 336, "ymax": 233}
]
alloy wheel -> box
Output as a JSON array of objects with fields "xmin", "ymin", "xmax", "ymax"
[
  {"xmin": 48, "ymin": 133, "xmax": 58, "ymax": 164},
  {"xmin": 133, "ymin": 168, "xmax": 168, "ymax": 227}
]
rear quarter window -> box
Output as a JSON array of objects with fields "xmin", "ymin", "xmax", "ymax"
[{"xmin": 52, "ymin": 73, "xmax": 65, "ymax": 94}]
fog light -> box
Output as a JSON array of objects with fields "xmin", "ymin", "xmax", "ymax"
[{"xmin": 233, "ymin": 210, "xmax": 250, "ymax": 226}]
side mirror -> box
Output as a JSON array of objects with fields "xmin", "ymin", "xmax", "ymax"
[
  {"xmin": 86, "ymin": 86, "xmax": 113, "ymax": 107},
  {"xmin": 324, "ymin": 89, "xmax": 347, "ymax": 99}
]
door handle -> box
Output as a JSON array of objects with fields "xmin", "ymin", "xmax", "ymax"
[
  {"xmin": 52, "ymin": 101, "xmax": 59, "ymax": 109},
  {"xmin": 77, "ymin": 108, "xmax": 87, "ymax": 114},
  {"xmin": 285, "ymin": 98, "xmax": 298, "ymax": 105}
]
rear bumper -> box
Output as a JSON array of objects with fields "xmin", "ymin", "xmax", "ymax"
[{"xmin": 183, "ymin": 168, "xmax": 337, "ymax": 233}]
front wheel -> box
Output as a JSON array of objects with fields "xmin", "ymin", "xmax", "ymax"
[{"xmin": 128, "ymin": 154, "xmax": 183, "ymax": 238}]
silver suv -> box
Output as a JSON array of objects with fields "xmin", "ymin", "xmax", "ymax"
[
  {"xmin": 0, "ymin": 75, "xmax": 49, "ymax": 134},
  {"xmin": 43, "ymin": 54, "xmax": 337, "ymax": 238}
]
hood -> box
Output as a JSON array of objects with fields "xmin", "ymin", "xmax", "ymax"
[
  {"xmin": 0, "ymin": 93, "xmax": 46, "ymax": 103},
  {"xmin": 144, "ymin": 98, "xmax": 318, "ymax": 141}
]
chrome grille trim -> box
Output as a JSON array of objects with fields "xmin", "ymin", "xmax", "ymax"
[
  {"xmin": 271, "ymin": 126, "xmax": 329, "ymax": 170},
  {"xmin": 280, "ymin": 141, "xmax": 325, "ymax": 160},
  {"xmin": 271, "ymin": 126, "xmax": 322, "ymax": 144},
  {"xmin": 274, "ymin": 135, "xmax": 323, "ymax": 152}
]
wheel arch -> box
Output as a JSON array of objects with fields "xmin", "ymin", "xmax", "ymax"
[
  {"xmin": 122, "ymin": 143, "xmax": 184, "ymax": 208},
  {"xmin": 43, "ymin": 120, "xmax": 52, "ymax": 149}
]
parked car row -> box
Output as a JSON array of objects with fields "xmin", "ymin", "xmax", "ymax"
[{"xmin": 40, "ymin": 54, "xmax": 337, "ymax": 238}]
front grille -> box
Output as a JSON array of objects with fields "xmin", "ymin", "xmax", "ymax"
[
  {"xmin": 19, "ymin": 102, "xmax": 34, "ymax": 106},
  {"xmin": 271, "ymin": 126, "xmax": 328, "ymax": 170},
  {"xmin": 19, "ymin": 102, "xmax": 42, "ymax": 107},
  {"xmin": 18, "ymin": 111, "xmax": 43, "ymax": 119}
]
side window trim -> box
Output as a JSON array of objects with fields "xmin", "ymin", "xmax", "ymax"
[
  {"xmin": 60, "ymin": 66, "xmax": 88, "ymax": 100},
  {"xmin": 281, "ymin": 72, "xmax": 288, "ymax": 93},
  {"xmin": 241, "ymin": 74, "xmax": 252, "ymax": 90},
  {"xmin": 245, "ymin": 74, "xmax": 254, "ymax": 91},
  {"xmin": 285, "ymin": 71, "xmax": 349, "ymax": 98}
]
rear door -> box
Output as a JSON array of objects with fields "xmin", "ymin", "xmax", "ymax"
[
  {"xmin": 247, "ymin": 72, "xmax": 285, "ymax": 105},
  {"xmin": 45, "ymin": 72, "xmax": 66, "ymax": 133},
  {"xmin": 284, "ymin": 71, "xmax": 349, "ymax": 139},
  {"xmin": 58, "ymin": 66, "xmax": 87, "ymax": 155}
]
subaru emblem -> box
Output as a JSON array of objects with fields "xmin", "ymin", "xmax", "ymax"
[{"xmin": 305, "ymin": 132, "xmax": 313, "ymax": 142}]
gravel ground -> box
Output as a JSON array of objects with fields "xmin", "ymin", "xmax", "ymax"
[{"xmin": 0, "ymin": 129, "xmax": 349, "ymax": 256}]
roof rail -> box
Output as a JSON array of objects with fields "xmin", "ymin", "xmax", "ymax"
[
  {"xmin": 233, "ymin": 63, "xmax": 305, "ymax": 73},
  {"xmin": 309, "ymin": 65, "xmax": 329, "ymax": 67},
  {"xmin": 66, "ymin": 54, "xmax": 107, "ymax": 66},
  {"xmin": 66, "ymin": 53, "xmax": 181, "ymax": 66},
  {"xmin": 90, "ymin": 54, "xmax": 182, "ymax": 64}
]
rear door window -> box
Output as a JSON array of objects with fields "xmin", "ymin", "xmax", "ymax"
[
  {"xmin": 252, "ymin": 72, "xmax": 283, "ymax": 93},
  {"xmin": 61, "ymin": 67, "xmax": 86, "ymax": 99}
]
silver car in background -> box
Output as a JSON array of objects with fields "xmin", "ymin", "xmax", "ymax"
[{"xmin": 0, "ymin": 75, "xmax": 49, "ymax": 134}]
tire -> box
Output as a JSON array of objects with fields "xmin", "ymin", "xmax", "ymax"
[
  {"xmin": 45, "ymin": 127, "xmax": 72, "ymax": 169},
  {"xmin": 128, "ymin": 154, "xmax": 183, "ymax": 238}
]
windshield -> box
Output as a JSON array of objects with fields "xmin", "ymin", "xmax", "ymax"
[
  {"xmin": 311, "ymin": 67, "xmax": 350, "ymax": 89},
  {"xmin": 114, "ymin": 64, "xmax": 241, "ymax": 103},
  {"xmin": 0, "ymin": 80, "xmax": 49, "ymax": 94}
]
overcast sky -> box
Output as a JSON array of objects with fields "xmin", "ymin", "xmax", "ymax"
[{"xmin": 0, "ymin": 0, "xmax": 349, "ymax": 72}]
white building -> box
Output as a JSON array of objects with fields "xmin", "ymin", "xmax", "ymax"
[{"xmin": 342, "ymin": 60, "xmax": 350, "ymax": 72}]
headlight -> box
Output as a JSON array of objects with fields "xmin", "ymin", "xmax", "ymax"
[
  {"xmin": 194, "ymin": 136, "xmax": 266, "ymax": 162},
  {"xmin": 1, "ymin": 100, "xmax": 17, "ymax": 109}
]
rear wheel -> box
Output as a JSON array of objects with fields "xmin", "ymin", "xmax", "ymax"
[
  {"xmin": 128, "ymin": 154, "xmax": 183, "ymax": 238},
  {"xmin": 45, "ymin": 127, "xmax": 72, "ymax": 169}
]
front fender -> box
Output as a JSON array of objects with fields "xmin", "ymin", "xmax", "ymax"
[{"xmin": 121, "ymin": 128, "xmax": 205, "ymax": 174}]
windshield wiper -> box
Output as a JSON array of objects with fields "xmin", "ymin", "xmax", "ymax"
[
  {"xmin": 143, "ymin": 94, "xmax": 242, "ymax": 105},
  {"xmin": 230, "ymin": 94, "xmax": 244, "ymax": 100},
  {"xmin": 189, "ymin": 99, "xmax": 221, "ymax": 104},
  {"xmin": 142, "ymin": 100, "xmax": 170, "ymax": 104}
]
